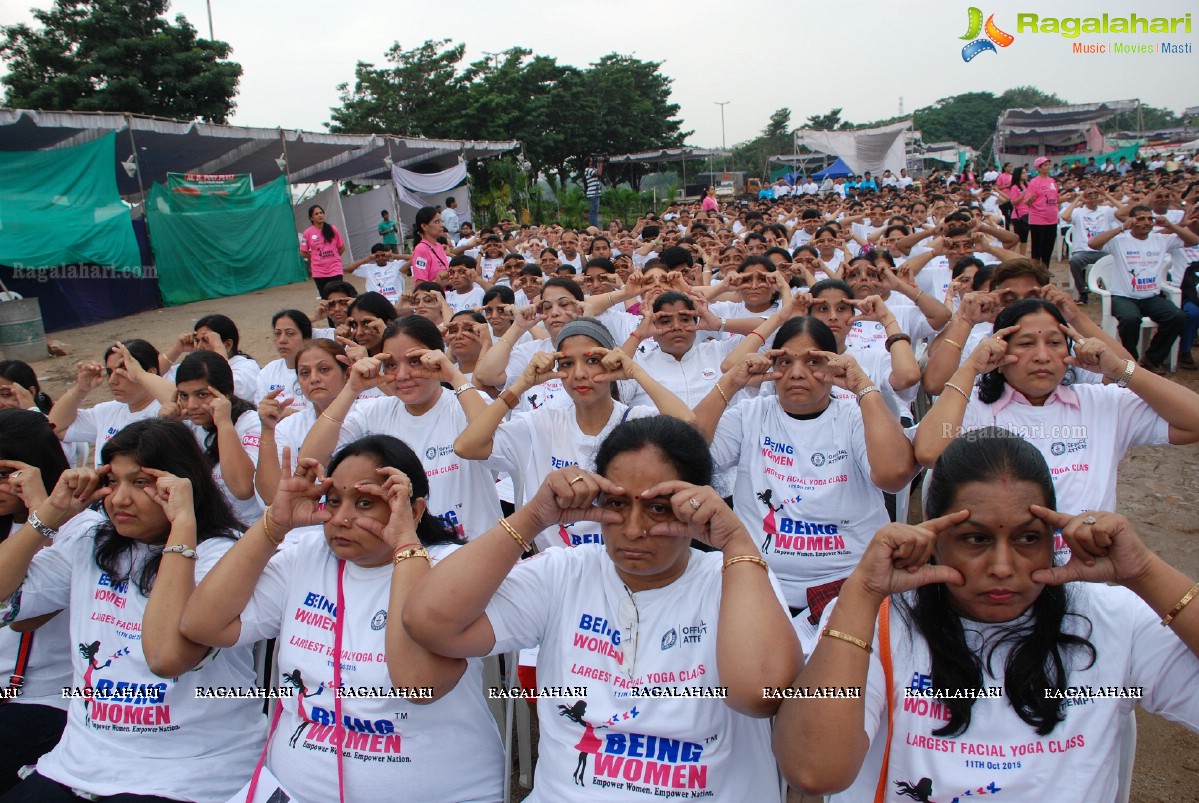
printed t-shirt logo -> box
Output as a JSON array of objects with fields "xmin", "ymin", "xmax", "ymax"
[
  {"xmin": 660, "ymin": 628, "xmax": 678, "ymax": 650},
  {"xmin": 370, "ymin": 610, "xmax": 387, "ymax": 630}
]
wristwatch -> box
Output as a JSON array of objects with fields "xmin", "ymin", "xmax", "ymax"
[
  {"xmin": 26, "ymin": 510, "xmax": 58, "ymax": 540},
  {"xmin": 162, "ymin": 544, "xmax": 198, "ymax": 560}
]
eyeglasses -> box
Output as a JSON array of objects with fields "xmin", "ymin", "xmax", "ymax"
[{"xmin": 617, "ymin": 589, "xmax": 640, "ymax": 681}]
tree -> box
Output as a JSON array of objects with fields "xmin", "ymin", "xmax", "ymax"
[
  {"xmin": 763, "ymin": 108, "xmax": 791, "ymax": 138},
  {"xmin": 0, "ymin": 0, "xmax": 241, "ymax": 123},
  {"xmin": 912, "ymin": 92, "xmax": 1003, "ymax": 151},
  {"xmin": 805, "ymin": 108, "xmax": 843, "ymax": 130},
  {"xmin": 999, "ymin": 86, "xmax": 1066, "ymax": 110}
]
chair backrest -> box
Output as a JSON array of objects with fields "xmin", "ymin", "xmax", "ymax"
[{"xmin": 1088, "ymin": 255, "xmax": 1115, "ymax": 294}]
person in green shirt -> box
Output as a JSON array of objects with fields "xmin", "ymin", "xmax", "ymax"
[{"xmin": 378, "ymin": 209, "xmax": 399, "ymax": 246}]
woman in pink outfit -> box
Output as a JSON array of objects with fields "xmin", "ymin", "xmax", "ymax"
[{"xmin": 1024, "ymin": 156, "xmax": 1061, "ymax": 269}]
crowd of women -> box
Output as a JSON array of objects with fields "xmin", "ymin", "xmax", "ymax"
[{"xmin": 0, "ymin": 167, "xmax": 1197, "ymax": 802}]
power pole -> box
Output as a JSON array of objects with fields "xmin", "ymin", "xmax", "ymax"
[{"xmin": 714, "ymin": 101, "xmax": 730, "ymax": 171}]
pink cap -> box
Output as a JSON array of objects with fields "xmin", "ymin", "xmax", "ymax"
[{"xmin": 1033, "ymin": 156, "xmax": 1050, "ymax": 167}]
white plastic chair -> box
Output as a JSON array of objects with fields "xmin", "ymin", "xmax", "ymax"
[{"xmin": 1087, "ymin": 255, "xmax": 1181, "ymax": 372}]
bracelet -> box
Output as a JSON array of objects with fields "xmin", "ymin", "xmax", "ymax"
[
  {"xmin": 821, "ymin": 627, "xmax": 873, "ymax": 654},
  {"xmin": 718, "ymin": 317, "xmax": 727, "ymax": 333},
  {"xmin": 1162, "ymin": 582, "xmax": 1199, "ymax": 627},
  {"xmin": 855, "ymin": 385, "xmax": 881, "ymax": 403},
  {"xmin": 914, "ymin": 289, "xmax": 924, "ymax": 303},
  {"xmin": 453, "ymin": 382, "xmax": 477, "ymax": 397},
  {"xmin": 630, "ymin": 331, "xmax": 644, "ymax": 341},
  {"xmin": 722, "ymin": 555, "xmax": 769, "ymax": 573},
  {"xmin": 320, "ymin": 412, "xmax": 343, "ymax": 426},
  {"xmin": 162, "ymin": 544, "xmax": 198, "ymax": 560},
  {"xmin": 884, "ymin": 333, "xmax": 911, "ymax": 352},
  {"xmin": 26, "ymin": 510, "xmax": 58, "ymax": 540},
  {"xmin": 393, "ymin": 545, "xmax": 431, "ymax": 566},
  {"xmin": 1116, "ymin": 358, "xmax": 1136, "ymax": 388},
  {"xmin": 749, "ymin": 331, "xmax": 766, "ymax": 345},
  {"xmin": 942, "ymin": 338, "xmax": 964, "ymax": 352},
  {"xmin": 943, "ymin": 381, "xmax": 971, "ymax": 401},
  {"xmin": 261, "ymin": 506, "xmax": 284, "ymax": 546},
  {"xmin": 715, "ymin": 381, "xmax": 730, "ymax": 405},
  {"xmin": 498, "ymin": 389, "xmax": 521, "ymax": 410},
  {"xmin": 498, "ymin": 517, "xmax": 532, "ymax": 553}
]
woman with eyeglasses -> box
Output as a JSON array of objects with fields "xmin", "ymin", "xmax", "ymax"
[
  {"xmin": 694, "ymin": 316, "xmax": 918, "ymax": 651},
  {"xmin": 773, "ymin": 428, "xmax": 1199, "ymax": 802},
  {"xmin": 406, "ymin": 415, "xmax": 801, "ymax": 801}
]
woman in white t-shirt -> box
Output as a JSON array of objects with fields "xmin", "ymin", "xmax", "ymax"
[
  {"xmin": 183, "ymin": 435, "xmax": 504, "ymax": 802},
  {"xmin": 344, "ymin": 292, "xmax": 399, "ymax": 360},
  {"xmin": 254, "ymin": 310, "xmax": 312, "ymax": 413},
  {"xmin": 915, "ymin": 298, "xmax": 1199, "ymax": 519},
  {"xmin": 162, "ymin": 314, "xmax": 261, "ymax": 401},
  {"xmin": 445, "ymin": 310, "xmax": 491, "ymax": 384},
  {"xmin": 455, "ymin": 318, "xmax": 696, "ymax": 550},
  {"xmin": 0, "ymin": 411, "xmax": 75, "ymax": 794},
  {"xmin": 0, "ymin": 418, "xmax": 263, "ymax": 802},
  {"xmin": 774, "ymin": 429, "xmax": 1199, "ymax": 802},
  {"xmin": 301, "ymin": 315, "xmax": 501, "ymax": 541},
  {"xmin": 49, "ymin": 340, "xmax": 164, "ymax": 467},
  {"xmin": 406, "ymin": 415, "xmax": 801, "ymax": 802},
  {"xmin": 695, "ymin": 317, "xmax": 917, "ymax": 650}
]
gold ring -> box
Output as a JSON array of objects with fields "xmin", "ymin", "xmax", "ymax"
[{"xmin": 569, "ymin": 475, "xmax": 585, "ymax": 485}]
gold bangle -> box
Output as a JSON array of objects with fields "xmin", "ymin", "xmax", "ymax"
[
  {"xmin": 261, "ymin": 506, "xmax": 284, "ymax": 546},
  {"xmin": 320, "ymin": 411, "xmax": 343, "ymax": 426},
  {"xmin": 722, "ymin": 555, "xmax": 769, "ymax": 573},
  {"xmin": 498, "ymin": 517, "xmax": 532, "ymax": 553},
  {"xmin": 942, "ymin": 338, "xmax": 964, "ymax": 352},
  {"xmin": 914, "ymin": 289, "xmax": 924, "ymax": 303},
  {"xmin": 393, "ymin": 545, "xmax": 431, "ymax": 566},
  {"xmin": 821, "ymin": 627, "xmax": 873, "ymax": 654},
  {"xmin": 942, "ymin": 381, "xmax": 971, "ymax": 401},
  {"xmin": 715, "ymin": 381, "xmax": 730, "ymax": 405},
  {"xmin": 1162, "ymin": 582, "xmax": 1199, "ymax": 627}
]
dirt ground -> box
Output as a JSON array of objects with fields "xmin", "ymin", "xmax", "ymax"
[{"xmin": 17, "ymin": 269, "xmax": 1199, "ymax": 802}]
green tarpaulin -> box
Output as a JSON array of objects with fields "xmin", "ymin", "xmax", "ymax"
[
  {"xmin": 1060, "ymin": 142, "xmax": 1143, "ymax": 167},
  {"xmin": 0, "ymin": 132, "xmax": 141, "ymax": 273},
  {"xmin": 148, "ymin": 176, "xmax": 306, "ymax": 306}
]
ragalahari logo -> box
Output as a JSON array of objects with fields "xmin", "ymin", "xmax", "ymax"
[{"xmin": 960, "ymin": 7, "xmax": 1015, "ymax": 61}]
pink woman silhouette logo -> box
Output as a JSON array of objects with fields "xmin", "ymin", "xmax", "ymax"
[{"xmin": 961, "ymin": 7, "xmax": 1015, "ymax": 61}]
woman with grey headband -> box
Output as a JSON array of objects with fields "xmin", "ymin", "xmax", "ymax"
[{"xmin": 454, "ymin": 318, "xmax": 696, "ymax": 551}]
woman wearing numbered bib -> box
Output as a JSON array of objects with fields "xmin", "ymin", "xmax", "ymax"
[
  {"xmin": 774, "ymin": 429, "xmax": 1199, "ymax": 802},
  {"xmin": 0, "ymin": 419, "xmax": 263, "ymax": 802},
  {"xmin": 694, "ymin": 317, "xmax": 917, "ymax": 652},
  {"xmin": 183, "ymin": 437, "xmax": 504, "ymax": 802}
]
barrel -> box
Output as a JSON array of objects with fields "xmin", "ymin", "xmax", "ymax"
[{"xmin": 0, "ymin": 297, "xmax": 49, "ymax": 362}]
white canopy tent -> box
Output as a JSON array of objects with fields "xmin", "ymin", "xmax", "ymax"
[{"xmin": 790, "ymin": 120, "xmax": 912, "ymax": 176}]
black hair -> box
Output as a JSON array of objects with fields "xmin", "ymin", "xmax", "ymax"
[
  {"xmin": 978, "ymin": 300, "xmax": 1069, "ymax": 403},
  {"xmin": 586, "ymin": 236, "xmax": 611, "ymax": 254},
  {"xmin": 308, "ymin": 205, "xmax": 336, "ymax": 243},
  {"xmin": 326, "ymin": 435, "xmax": 459, "ymax": 547},
  {"xmin": 518, "ymin": 264, "xmax": 544, "ymax": 278},
  {"xmin": 272, "ymin": 309, "xmax": 313, "ymax": 340},
  {"xmin": 792, "ymin": 244, "xmax": 819, "ymax": 259},
  {"xmin": 382, "ymin": 314, "xmax": 445, "ymax": 353},
  {"xmin": 370, "ymin": 242, "xmax": 389, "ymax": 254},
  {"xmin": 952, "ymin": 256, "xmax": 986, "ymax": 279},
  {"xmin": 449, "ymin": 254, "xmax": 477, "ymax": 270},
  {"xmin": 584, "ymin": 257, "xmax": 615, "ymax": 273},
  {"xmin": 541, "ymin": 277, "xmax": 585, "ymax": 302},
  {"xmin": 801, "ymin": 208, "xmax": 823, "ymax": 221},
  {"xmin": 0, "ymin": 409, "xmax": 69, "ymax": 535},
  {"xmin": 972, "ymin": 264, "xmax": 996, "ymax": 291},
  {"xmin": 103, "ymin": 340, "xmax": 159, "ymax": 374},
  {"xmin": 555, "ymin": 266, "xmax": 578, "ymax": 276},
  {"xmin": 773, "ymin": 316, "xmax": 837, "ymax": 354},
  {"xmin": 813, "ymin": 225, "xmax": 840, "ymax": 241},
  {"xmin": 413, "ymin": 206, "xmax": 438, "ymax": 245},
  {"xmin": 913, "ymin": 426, "xmax": 1095, "ymax": 738},
  {"xmin": 884, "ymin": 224, "xmax": 909, "ymax": 238},
  {"xmin": 595, "ymin": 416, "xmax": 713, "ymax": 487},
  {"xmin": 98, "ymin": 419, "xmax": 241, "ymax": 595},
  {"xmin": 651, "ymin": 290, "xmax": 695, "ymax": 313},
  {"xmin": 347, "ymin": 292, "xmax": 400, "ymax": 324},
  {"xmin": 659, "ymin": 246, "xmax": 693, "ymax": 270},
  {"xmin": 482, "ymin": 285, "xmax": 516, "ymax": 306},
  {"xmin": 736, "ymin": 255, "xmax": 776, "ymax": 273},
  {"xmin": 764, "ymin": 246, "xmax": 792, "ymax": 262},
  {"xmin": 320, "ymin": 281, "xmax": 358, "ymax": 300},
  {"xmin": 414, "ymin": 281, "xmax": 447, "ymax": 298},
  {"xmin": 194, "ymin": 314, "xmax": 247, "ymax": 359},
  {"xmin": 0, "ymin": 360, "xmax": 52, "ymax": 413},
  {"xmin": 451, "ymin": 310, "xmax": 487, "ymax": 325},
  {"xmin": 808, "ymin": 279, "xmax": 856, "ymax": 300},
  {"xmin": 174, "ymin": 351, "xmax": 257, "ymax": 464}
]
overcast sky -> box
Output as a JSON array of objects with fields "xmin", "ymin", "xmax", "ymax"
[{"xmin": 2, "ymin": 0, "xmax": 1196, "ymax": 147}]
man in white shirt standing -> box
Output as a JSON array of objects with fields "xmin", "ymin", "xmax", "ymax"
[
  {"xmin": 1089, "ymin": 204, "xmax": 1199, "ymax": 371},
  {"xmin": 897, "ymin": 168, "xmax": 915, "ymax": 189},
  {"xmin": 441, "ymin": 197, "xmax": 461, "ymax": 245},
  {"xmin": 1061, "ymin": 187, "xmax": 1118, "ymax": 304}
]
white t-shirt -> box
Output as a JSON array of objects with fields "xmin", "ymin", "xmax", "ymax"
[
  {"xmin": 0, "ymin": 513, "xmax": 264, "ymax": 801},
  {"xmin": 829, "ymin": 347, "xmax": 917, "ymax": 423},
  {"xmin": 255, "ymin": 358, "xmax": 310, "ymax": 413},
  {"xmin": 484, "ymin": 402, "xmax": 654, "ymax": 550},
  {"xmin": 1069, "ymin": 206, "xmax": 1117, "ymax": 252},
  {"xmin": 229, "ymin": 355, "xmax": 262, "ymax": 401},
  {"xmin": 486, "ymin": 545, "xmax": 786, "ymax": 803},
  {"xmin": 272, "ymin": 406, "xmax": 316, "ymax": 469},
  {"xmin": 236, "ymin": 528, "xmax": 503, "ymax": 801},
  {"xmin": 447, "ymin": 285, "xmax": 486, "ymax": 315},
  {"xmin": 184, "ymin": 411, "xmax": 265, "ymax": 526},
  {"xmin": 503, "ymin": 339, "xmax": 570, "ymax": 413},
  {"xmin": 1100, "ymin": 231, "xmax": 1185, "ymax": 298},
  {"xmin": 352, "ymin": 260, "xmax": 405, "ymax": 306},
  {"xmin": 912, "ymin": 257, "xmax": 953, "ymax": 301},
  {"xmin": 337, "ymin": 389, "xmax": 501, "ymax": 539},
  {"xmin": 956, "ymin": 382, "xmax": 1169, "ymax": 516},
  {"xmin": 710, "ymin": 396, "xmax": 891, "ymax": 608},
  {"xmin": 61, "ymin": 399, "xmax": 163, "ymax": 468},
  {"xmin": 626, "ymin": 339, "xmax": 742, "ymax": 409},
  {"xmin": 828, "ymin": 583, "xmax": 1199, "ymax": 803},
  {"xmin": 846, "ymin": 304, "xmax": 936, "ymax": 353}
]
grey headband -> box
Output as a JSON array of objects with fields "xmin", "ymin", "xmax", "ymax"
[{"xmin": 554, "ymin": 317, "xmax": 616, "ymax": 351}]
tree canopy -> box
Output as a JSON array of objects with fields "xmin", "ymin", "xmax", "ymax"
[
  {"xmin": 0, "ymin": 0, "xmax": 242, "ymax": 123},
  {"xmin": 328, "ymin": 40, "xmax": 689, "ymax": 186}
]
